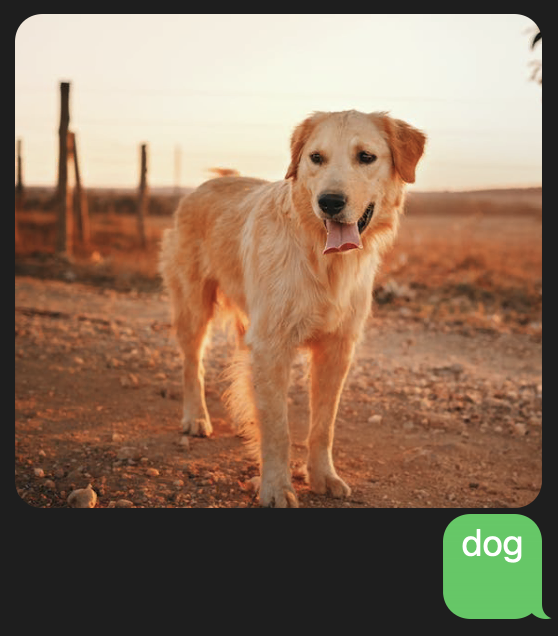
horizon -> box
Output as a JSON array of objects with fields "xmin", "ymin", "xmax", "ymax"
[
  {"xmin": 19, "ymin": 183, "xmax": 543, "ymax": 196},
  {"xmin": 15, "ymin": 14, "xmax": 542, "ymax": 192}
]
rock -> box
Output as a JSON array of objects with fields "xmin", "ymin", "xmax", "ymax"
[
  {"xmin": 145, "ymin": 468, "xmax": 160, "ymax": 477},
  {"xmin": 403, "ymin": 422, "xmax": 414, "ymax": 430},
  {"xmin": 464, "ymin": 392, "xmax": 480, "ymax": 405},
  {"xmin": 33, "ymin": 468, "xmax": 45, "ymax": 478},
  {"xmin": 112, "ymin": 432, "xmax": 125, "ymax": 443},
  {"xmin": 67, "ymin": 484, "xmax": 97, "ymax": 508},
  {"xmin": 178, "ymin": 436, "xmax": 190, "ymax": 450},
  {"xmin": 115, "ymin": 499, "xmax": 134, "ymax": 508},
  {"xmin": 431, "ymin": 363, "xmax": 464, "ymax": 377},
  {"xmin": 44, "ymin": 479, "xmax": 56, "ymax": 489},
  {"xmin": 38, "ymin": 449, "xmax": 46, "ymax": 458},
  {"xmin": 483, "ymin": 397, "xmax": 512, "ymax": 413},
  {"xmin": 367, "ymin": 414, "xmax": 382, "ymax": 425},
  {"xmin": 378, "ymin": 279, "xmax": 416, "ymax": 301},
  {"xmin": 513, "ymin": 423, "xmax": 527, "ymax": 436},
  {"xmin": 245, "ymin": 476, "xmax": 261, "ymax": 493},
  {"xmin": 66, "ymin": 468, "xmax": 83, "ymax": 482},
  {"xmin": 117, "ymin": 446, "xmax": 142, "ymax": 461},
  {"xmin": 120, "ymin": 373, "xmax": 139, "ymax": 388},
  {"xmin": 292, "ymin": 465, "xmax": 308, "ymax": 481}
]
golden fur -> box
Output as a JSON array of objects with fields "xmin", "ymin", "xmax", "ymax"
[{"xmin": 159, "ymin": 109, "xmax": 426, "ymax": 507}]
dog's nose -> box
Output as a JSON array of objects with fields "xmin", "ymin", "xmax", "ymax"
[{"xmin": 318, "ymin": 193, "xmax": 347, "ymax": 216}]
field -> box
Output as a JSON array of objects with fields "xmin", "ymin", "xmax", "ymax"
[{"xmin": 15, "ymin": 187, "xmax": 542, "ymax": 508}]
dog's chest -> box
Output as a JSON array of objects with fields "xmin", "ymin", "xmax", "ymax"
[
  {"xmin": 315, "ymin": 297, "xmax": 349, "ymax": 334},
  {"xmin": 306, "ymin": 258, "xmax": 374, "ymax": 335}
]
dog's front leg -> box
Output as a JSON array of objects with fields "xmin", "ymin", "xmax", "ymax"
[
  {"xmin": 307, "ymin": 334, "xmax": 355, "ymax": 498},
  {"xmin": 250, "ymin": 343, "xmax": 298, "ymax": 508}
]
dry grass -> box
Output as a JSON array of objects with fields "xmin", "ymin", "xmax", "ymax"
[
  {"xmin": 382, "ymin": 214, "xmax": 541, "ymax": 288},
  {"xmin": 378, "ymin": 212, "xmax": 541, "ymax": 335},
  {"xmin": 16, "ymin": 209, "xmax": 169, "ymax": 274},
  {"xmin": 15, "ymin": 187, "xmax": 541, "ymax": 334}
]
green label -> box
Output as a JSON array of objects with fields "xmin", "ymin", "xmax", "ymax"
[{"xmin": 443, "ymin": 514, "xmax": 550, "ymax": 619}]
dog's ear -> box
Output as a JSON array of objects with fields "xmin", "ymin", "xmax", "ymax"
[
  {"xmin": 285, "ymin": 113, "xmax": 326, "ymax": 180},
  {"xmin": 374, "ymin": 114, "xmax": 426, "ymax": 184}
]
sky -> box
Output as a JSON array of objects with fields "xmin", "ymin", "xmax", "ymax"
[{"xmin": 15, "ymin": 14, "xmax": 542, "ymax": 192}]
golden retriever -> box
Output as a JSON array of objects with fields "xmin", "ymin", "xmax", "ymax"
[{"xmin": 159, "ymin": 110, "xmax": 426, "ymax": 507}]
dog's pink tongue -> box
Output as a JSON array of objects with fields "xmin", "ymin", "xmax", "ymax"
[{"xmin": 323, "ymin": 220, "xmax": 362, "ymax": 254}]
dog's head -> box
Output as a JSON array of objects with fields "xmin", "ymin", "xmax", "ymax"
[{"xmin": 286, "ymin": 110, "xmax": 426, "ymax": 254}]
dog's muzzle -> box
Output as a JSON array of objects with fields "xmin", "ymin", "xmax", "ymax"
[{"xmin": 318, "ymin": 192, "xmax": 347, "ymax": 217}]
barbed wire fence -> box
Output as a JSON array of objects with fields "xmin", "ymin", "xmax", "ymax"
[{"xmin": 15, "ymin": 75, "xmax": 542, "ymax": 256}]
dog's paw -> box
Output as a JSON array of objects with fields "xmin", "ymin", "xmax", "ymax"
[
  {"xmin": 181, "ymin": 416, "xmax": 213, "ymax": 437},
  {"xmin": 259, "ymin": 475, "xmax": 299, "ymax": 508},
  {"xmin": 308, "ymin": 468, "xmax": 351, "ymax": 499}
]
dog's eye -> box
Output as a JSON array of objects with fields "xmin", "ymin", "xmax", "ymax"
[
  {"xmin": 358, "ymin": 151, "xmax": 377, "ymax": 164},
  {"xmin": 310, "ymin": 153, "xmax": 323, "ymax": 165}
]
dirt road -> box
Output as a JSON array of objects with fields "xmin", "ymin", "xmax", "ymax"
[{"xmin": 15, "ymin": 275, "xmax": 542, "ymax": 508}]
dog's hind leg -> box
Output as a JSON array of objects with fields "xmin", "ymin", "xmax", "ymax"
[{"xmin": 173, "ymin": 279, "xmax": 217, "ymax": 437}]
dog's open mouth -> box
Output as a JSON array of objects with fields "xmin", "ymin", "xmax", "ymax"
[{"xmin": 323, "ymin": 204, "xmax": 374, "ymax": 255}]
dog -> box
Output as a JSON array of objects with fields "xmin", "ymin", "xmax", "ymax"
[{"xmin": 159, "ymin": 109, "xmax": 426, "ymax": 507}]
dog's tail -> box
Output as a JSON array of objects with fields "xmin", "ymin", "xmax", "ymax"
[
  {"xmin": 158, "ymin": 227, "xmax": 176, "ymax": 282},
  {"xmin": 206, "ymin": 167, "xmax": 240, "ymax": 178},
  {"xmin": 221, "ymin": 348, "xmax": 260, "ymax": 461}
]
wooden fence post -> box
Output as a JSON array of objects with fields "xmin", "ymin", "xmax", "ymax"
[
  {"xmin": 137, "ymin": 143, "xmax": 148, "ymax": 248},
  {"xmin": 174, "ymin": 144, "xmax": 181, "ymax": 196},
  {"xmin": 69, "ymin": 131, "xmax": 90, "ymax": 245},
  {"xmin": 15, "ymin": 138, "xmax": 24, "ymax": 246},
  {"xmin": 56, "ymin": 82, "xmax": 72, "ymax": 256}
]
